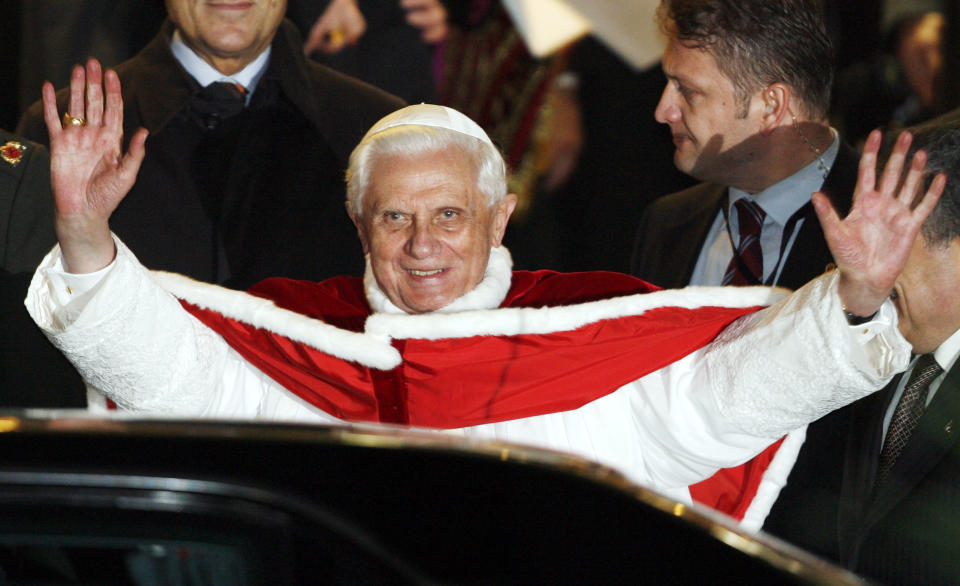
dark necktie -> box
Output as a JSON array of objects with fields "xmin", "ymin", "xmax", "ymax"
[
  {"xmin": 722, "ymin": 199, "xmax": 766, "ymax": 285},
  {"xmin": 191, "ymin": 81, "xmax": 247, "ymax": 131},
  {"xmin": 875, "ymin": 353, "xmax": 943, "ymax": 485}
]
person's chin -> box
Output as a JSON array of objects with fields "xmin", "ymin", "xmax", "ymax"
[
  {"xmin": 673, "ymin": 152, "xmax": 697, "ymax": 176},
  {"xmin": 402, "ymin": 295, "xmax": 453, "ymax": 314},
  {"xmin": 395, "ymin": 283, "xmax": 455, "ymax": 313}
]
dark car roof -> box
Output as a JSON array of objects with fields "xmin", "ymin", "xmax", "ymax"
[{"xmin": 0, "ymin": 414, "xmax": 864, "ymax": 585}]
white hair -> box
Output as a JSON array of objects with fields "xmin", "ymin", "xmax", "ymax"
[{"xmin": 346, "ymin": 124, "xmax": 508, "ymax": 216}]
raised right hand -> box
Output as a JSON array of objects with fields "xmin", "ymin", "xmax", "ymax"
[{"xmin": 43, "ymin": 58, "xmax": 147, "ymax": 273}]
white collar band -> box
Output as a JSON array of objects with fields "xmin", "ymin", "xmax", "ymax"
[{"xmin": 364, "ymin": 246, "xmax": 514, "ymax": 314}]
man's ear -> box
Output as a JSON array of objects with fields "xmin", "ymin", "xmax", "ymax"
[
  {"xmin": 345, "ymin": 201, "xmax": 370, "ymax": 255},
  {"xmin": 490, "ymin": 194, "xmax": 518, "ymax": 247},
  {"xmin": 759, "ymin": 83, "xmax": 790, "ymax": 135}
]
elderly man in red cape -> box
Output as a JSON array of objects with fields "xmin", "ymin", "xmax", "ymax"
[{"xmin": 28, "ymin": 60, "xmax": 943, "ymax": 525}]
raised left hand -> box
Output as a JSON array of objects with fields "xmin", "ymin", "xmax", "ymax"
[{"xmin": 813, "ymin": 129, "xmax": 946, "ymax": 317}]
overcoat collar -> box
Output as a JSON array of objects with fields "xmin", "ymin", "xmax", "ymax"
[{"xmin": 120, "ymin": 19, "xmax": 328, "ymax": 141}]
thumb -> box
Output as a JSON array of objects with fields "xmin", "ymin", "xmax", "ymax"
[
  {"xmin": 812, "ymin": 191, "xmax": 841, "ymax": 235},
  {"xmin": 114, "ymin": 128, "xmax": 148, "ymax": 198}
]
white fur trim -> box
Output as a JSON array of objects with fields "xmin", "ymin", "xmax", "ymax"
[
  {"xmin": 367, "ymin": 284, "xmax": 790, "ymax": 341},
  {"xmin": 150, "ymin": 253, "xmax": 788, "ymax": 370},
  {"xmin": 365, "ymin": 245, "xmax": 513, "ymax": 314},
  {"xmin": 739, "ymin": 426, "xmax": 807, "ymax": 532},
  {"xmin": 150, "ymin": 271, "xmax": 402, "ymax": 370}
]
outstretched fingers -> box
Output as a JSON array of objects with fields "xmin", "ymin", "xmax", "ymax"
[
  {"xmin": 812, "ymin": 190, "xmax": 842, "ymax": 237},
  {"xmin": 898, "ymin": 148, "xmax": 928, "ymax": 207},
  {"xmin": 117, "ymin": 128, "xmax": 149, "ymax": 189},
  {"xmin": 42, "ymin": 82, "xmax": 62, "ymax": 141},
  {"xmin": 913, "ymin": 172, "xmax": 946, "ymax": 223},
  {"xmin": 83, "ymin": 60, "xmax": 103, "ymax": 127},
  {"xmin": 67, "ymin": 64, "xmax": 85, "ymax": 123},
  {"xmin": 854, "ymin": 129, "xmax": 882, "ymax": 202},
  {"xmin": 103, "ymin": 69, "xmax": 124, "ymax": 134},
  {"xmin": 878, "ymin": 131, "xmax": 913, "ymax": 197}
]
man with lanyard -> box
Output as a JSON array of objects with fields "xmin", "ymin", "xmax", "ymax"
[{"xmin": 631, "ymin": 0, "xmax": 856, "ymax": 291}]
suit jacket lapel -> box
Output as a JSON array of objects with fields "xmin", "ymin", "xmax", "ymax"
[
  {"xmin": 118, "ymin": 21, "xmax": 196, "ymax": 137},
  {"xmin": 775, "ymin": 141, "xmax": 858, "ymax": 290},
  {"xmin": 674, "ymin": 185, "xmax": 726, "ymax": 286},
  {"xmin": 837, "ymin": 382, "xmax": 895, "ymax": 555}
]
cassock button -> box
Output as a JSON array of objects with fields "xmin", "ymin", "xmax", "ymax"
[{"xmin": 946, "ymin": 420, "xmax": 953, "ymax": 436}]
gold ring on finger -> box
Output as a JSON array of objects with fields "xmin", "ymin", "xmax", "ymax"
[{"xmin": 62, "ymin": 112, "xmax": 86, "ymax": 127}]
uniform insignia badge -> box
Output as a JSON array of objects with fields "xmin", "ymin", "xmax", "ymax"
[{"xmin": 0, "ymin": 141, "xmax": 26, "ymax": 166}]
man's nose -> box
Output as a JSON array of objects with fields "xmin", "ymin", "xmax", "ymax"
[
  {"xmin": 654, "ymin": 86, "xmax": 679, "ymax": 125},
  {"xmin": 405, "ymin": 220, "xmax": 439, "ymax": 258}
]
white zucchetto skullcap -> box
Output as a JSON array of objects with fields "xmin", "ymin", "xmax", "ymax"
[{"xmin": 363, "ymin": 104, "xmax": 495, "ymax": 148}]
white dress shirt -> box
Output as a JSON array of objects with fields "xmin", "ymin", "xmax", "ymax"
[
  {"xmin": 881, "ymin": 327, "xmax": 960, "ymax": 443},
  {"xmin": 169, "ymin": 30, "xmax": 271, "ymax": 104}
]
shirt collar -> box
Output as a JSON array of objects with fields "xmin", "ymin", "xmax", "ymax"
[
  {"xmin": 728, "ymin": 129, "xmax": 840, "ymax": 226},
  {"xmin": 934, "ymin": 327, "xmax": 960, "ymax": 373},
  {"xmin": 364, "ymin": 246, "xmax": 514, "ymax": 314},
  {"xmin": 170, "ymin": 30, "xmax": 271, "ymax": 100}
]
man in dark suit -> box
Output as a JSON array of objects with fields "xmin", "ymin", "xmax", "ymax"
[
  {"xmin": 631, "ymin": 0, "xmax": 855, "ymax": 291},
  {"xmin": 18, "ymin": 0, "xmax": 404, "ymax": 290},
  {"xmin": 761, "ymin": 116, "xmax": 960, "ymax": 584}
]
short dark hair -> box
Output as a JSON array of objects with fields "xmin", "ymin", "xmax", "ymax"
[
  {"xmin": 657, "ymin": 0, "xmax": 834, "ymax": 119},
  {"xmin": 897, "ymin": 113, "xmax": 960, "ymax": 247}
]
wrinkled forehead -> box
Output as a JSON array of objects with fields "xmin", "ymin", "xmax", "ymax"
[{"xmin": 363, "ymin": 149, "xmax": 484, "ymax": 213}]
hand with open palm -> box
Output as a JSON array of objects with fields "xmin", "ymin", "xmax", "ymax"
[
  {"xmin": 814, "ymin": 129, "xmax": 946, "ymax": 318},
  {"xmin": 42, "ymin": 59, "xmax": 148, "ymax": 273}
]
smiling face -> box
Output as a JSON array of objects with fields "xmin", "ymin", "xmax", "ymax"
[
  {"xmin": 655, "ymin": 37, "xmax": 765, "ymax": 186},
  {"xmin": 165, "ymin": 0, "xmax": 285, "ymax": 74},
  {"xmin": 349, "ymin": 148, "xmax": 516, "ymax": 314},
  {"xmin": 892, "ymin": 235, "xmax": 960, "ymax": 354}
]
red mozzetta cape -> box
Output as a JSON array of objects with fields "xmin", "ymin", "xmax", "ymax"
[{"xmin": 175, "ymin": 269, "xmax": 785, "ymax": 520}]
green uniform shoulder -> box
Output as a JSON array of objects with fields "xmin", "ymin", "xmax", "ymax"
[{"xmin": 0, "ymin": 129, "xmax": 47, "ymax": 180}]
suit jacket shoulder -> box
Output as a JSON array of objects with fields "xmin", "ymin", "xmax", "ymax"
[
  {"xmin": 0, "ymin": 130, "xmax": 57, "ymax": 273},
  {"xmin": 630, "ymin": 182, "xmax": 725, "ymax": 288}
]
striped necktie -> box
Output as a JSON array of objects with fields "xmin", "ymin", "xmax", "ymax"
[{"xmin": 722, "ymin": 199, "xmax": 766, "ymax": 286}]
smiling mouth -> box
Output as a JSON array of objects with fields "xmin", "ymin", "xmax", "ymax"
[
  {"xmin": 207, "ymin": 2, "xmax": 253, "ymax": 9},
  {"xmin": 406, "ymin": 268, "xmax": 446, "ymax": 277}
]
